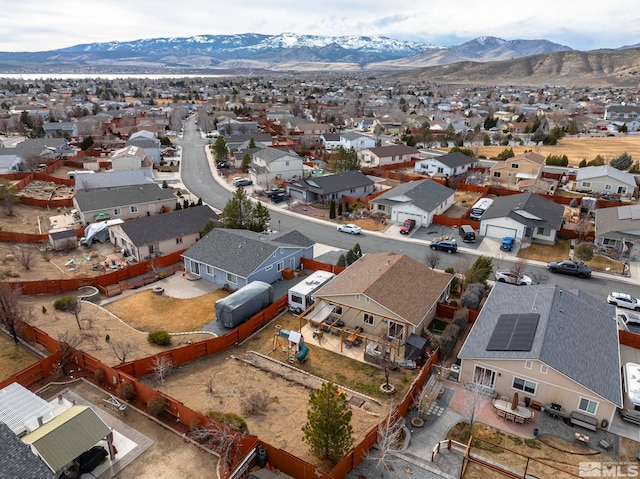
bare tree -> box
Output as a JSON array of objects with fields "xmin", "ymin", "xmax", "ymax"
[
  {"xmin": 425, "ymin": 251, "xmax": 441, "ymax": 269},
  {"xmin": 151, "ymin": 354, "xmax": 174, "ymax": 385},
  {"xmin": 0, "ymin": 179, "xmax": 17, "ymax": 216},
  {"xmin": 528, "ymin": 270, "xmax": 549, "ymax": 285},
  {"xmin": 0, "ymin": 283, "xmax": 32, "ymax": 343},
  {"xmin": 190, "ymin": 420, "xmax": 246, "ymax": 469},
  {"xmin": 461, "ymin": 382, "xmax": 491, "ymax": 434},
  {"xmin": 15, "ymin": 246, "xmax": 37, "ymax": 270},
  {"xmin": 371, "ymin": 404, "xmax": 404, "ymax": 471},
  {"xmin": 110, "ymin": 339, "xmax": 138, "ymax": 364},
  {"xmin": 510, "ymin": 259, "xmax": 528, "ymax": 276},
  {"xmin": 575, "ymin": 218, "xmax": 593, "ymax": 242},
  {"xmin": 57, "ymin": 331, "xmax": 81, "ymax": 375}
]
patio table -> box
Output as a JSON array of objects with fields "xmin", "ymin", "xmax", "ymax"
[{"xmin": 493, "ymin": 399, "xmax": 532, "ymax": 420}]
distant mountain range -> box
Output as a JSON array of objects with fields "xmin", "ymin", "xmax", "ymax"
[{"xmin": 0, "ymin": 33, "xmax": 639, "ymax": 86}]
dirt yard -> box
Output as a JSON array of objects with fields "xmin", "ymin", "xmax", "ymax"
[
  {"xmin": 449, "ymin": 422, "xmax": 640, "ymax": 479},
  {"xmin": 0, "ymin": 334, "xmax": 41, "ymax": 382},
  {"xmin": 474, "ymin": 136, "xmax": 640, "ymax": 166}
]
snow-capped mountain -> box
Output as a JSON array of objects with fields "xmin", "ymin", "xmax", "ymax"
[{"xmin": 0, "ymin": 33, "xmax": 572, "ymax": 73}]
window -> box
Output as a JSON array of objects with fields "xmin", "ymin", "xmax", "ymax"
[
  {"xmin": 113, "ymin": 208, "xmax": 121, "ymax": 216},
  {"xmin": 226, "ymin": 272, "xmax": 238, "ymax": 284},
  {"xmin": 290, "ymin": 294, "xmax": 303, "ymax": 305},
  {"xmin": 602, "ymin": 238, "xmax": 616, "ymax": 246},
  {"xmin": 355, "ymin": 294, "xmax": 361, "ymax": 301},
  {"xmin": 206, "ymin": 265, "xmax": 213, "ymax": 275},
  {"xmin": 437, "ymin": 167, "xmax": 444, "ymax": 173},
  {"xmin": 512, "ymin": 377, "xmax": 537, "ymax": 394},
  {"xmin": 277, "ymin": 261, "xmax": 284, "ymax": 272},
  {"xmin": 493, "ymin": 172, "xmax": 501, "ymax": 178},
  {"xmin": 130, "ymin": 205, "xmax": 138, "ymax": 213},
  {"xmin": 363, "ymin": 313, "xmax": 374, "ymax": 325},
  {"xmin": 536, "ymin": 227, "xmax": 550, "ymax": 236},
  {"xmin": 540, "ymin": 365, "xmax": 548, "ymax": 374},
  {"xmin": 511, "ymin": 163, "xmax": 519, "ymax": 169},
  {"xmin": 604, "ymin": 184, "xmax": 612, "ymax": 191},
  {"xmin": 524, "ymin": 361, "xmax": 533, "ymax": 370},
  {"xmin": 581, "ymin": 181, "xmax": 591, "ymax": 188},
  {"xmin": 578, "ymin": 398, "xmax": 598, "ymax": 415},
  {"xmin": 364, "ymin": 297, "xmax": 370, "ymax": 304},
  {"xmin": 265, "ymin": 265, "xmax": 273, "ymax": 271},
  {"xmin": 176, "ymin": 237, "xmax": 183, "ymax": 245}
]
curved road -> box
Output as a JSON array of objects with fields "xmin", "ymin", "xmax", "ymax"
[{"xmin": 176, "ymin": 116, "xmax": 640, "ymax": 301}]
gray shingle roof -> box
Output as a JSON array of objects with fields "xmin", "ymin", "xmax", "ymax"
[
  {"xmin": 366, "ymin": 144, "xmax": 419, "ymax": 157},
  {"xmin": 182, "ymin": 228, "xmax": 312, "ymax": 277},
  {"xmin": 75, "ymin": 170, "xmax": 154, "ymax": 191},
  {"xmin": 481, "ymin": 191, "xmax": 564, "ymax": 231},
  {"xmin": 370, "ymin": 179, "xmax": 454, "ymax": 213},
  {"xmin": 0, "ymin": 422, "xmax": 56, "ymax": 479},
  {"xmin": 431, "ymin": 152, "xmax": 476, "ymax": 168},
  {"xmin": 74, "ymin": 183, "xmax": 176, "ymax": 212},
  {"xmin": 118, "ymin": 205, "xmax": 219, "ymax": 246},
  {"xmin": 458, "ymin": 283, "xmax": 622, "ymax": 406},
  {"xmin": 293, "ymin": 171, "xmax": 374, "ymax": 195}
]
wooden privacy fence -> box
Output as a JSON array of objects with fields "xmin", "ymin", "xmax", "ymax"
[
  {"xmin": 301, "ymin": 258, "xmax": 345, "ymax": 274},
  {"xmin": 436, "ymin": 302, "xmax": 480, "ymax": 323}
]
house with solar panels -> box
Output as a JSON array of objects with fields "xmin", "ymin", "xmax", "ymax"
[{"xmin": 457, "ymin": 282, "xmax": 621, "ymax": 430}]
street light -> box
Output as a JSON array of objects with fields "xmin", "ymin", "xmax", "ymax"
[{"xmin": 278, "ymin": 220, "xmax": 281, "ymax": 232}]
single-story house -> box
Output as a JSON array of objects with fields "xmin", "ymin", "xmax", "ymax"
[
  {"xmin": 358, "ymin": 145, "xmax": 419, "ymax": 167},
  {"xmin": 576, "ymin": 165, "xmax": 637, "ymax": 198},
  {"xmin": 595, "ymin": 203, "xmax": 640, "ymax": 260},
  {"xmin": 287, "ymin": 170, "xmax": 375, "ymax": 204},
  {"xmin": 109, "ymin": 145, "xmax": 152, "ymax": 172},
  {"xmin": 248, "ymin": 147, "xmax": 304, "ymax": 188},
  {"xmin": 339, "ymin": 131, "xmax": 376, "ymax": 151},
  {"xmin": 479, "ymin": 191, "xmax": 564, "ymax": 245},
  {"xmin": 414, "ymin": 151, "xmax": 477, "ymax": 178},
  {"xmin": 458, "ymin": 282, "xmax": 621, "ymax": 431},
  {"xmin": 73, "ymin": 183, "xmax": 176, "ymax": 224},
  {"xmin": 43, "ymin": 121, "xmax": 78, "ymax": 138},
  {"xmin": 74, "ymin": 170, "xmax": 154, "ymax": 191},
  {"xmin": 489, "ymin": 152, "xmax": 545, "ymax": 187},
  {"xmin": 304, "ymin": 252, "xmax": 452, "ymax": 360},
  {"xmin": 369, "ymin": 179, "xmax": 455, "ymax": 228},
  {"xmin": 182, "ymin": 228, "xmax": 314, "ymax": 290},
  {"xmin": 319, "ymin": 133, "xmax": 341, "ymax": 152},
  {"xmin": 109, "ymin": 205, "xmax": 219, "ymax": 261}
]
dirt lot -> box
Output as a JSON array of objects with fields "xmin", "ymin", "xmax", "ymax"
[
  {"xmin": 474, "ymin": 136, "xmax": 640, "ymax": 166},
  {"xmin": 0, "ymin": 334, "xmax": 41, "ymax": 382}
]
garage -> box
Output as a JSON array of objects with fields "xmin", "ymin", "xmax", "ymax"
[
  {"xmin": 396, "ymin": 212, "xmax": 423, "ymax": 227},
  {"xmin": 287, "ymin": 186, "xmax": 306, "ymax": 202},
  {"xmin": 484, "ymin": 224, "xmax": 517, "ymax": 240}
]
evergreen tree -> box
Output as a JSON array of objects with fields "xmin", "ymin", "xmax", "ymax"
[
  {"xmin": 346, "ymin": 249, "xmax": 356, "ymax": 265},
  {"xmin": 196, "ymin": 197, "xmax": 203, "ymax": 206},
  {"xmin": 213, "ymin": 136, "xmax": 229, "ymax": 160},
  {"xmin": 352, "ymin": 243, "xmax": 362, "ymax": 259},
  {"xmin": 248, "ymin": 137, "xmax": 256, "ymax": 149},
  {"xmin": 337, "ymin": 255, "xmax": 347, "ymax": 267},
  {"xmin": 241, "ymin": 154, "xmax": 252, "ymax": 171},
  {"xmin": 302, "ymin": 382, "xmax": 353, "ymax": 463},
  {"xmin": 329, "ymin": 199, "xmax": 336, "ymax": 219},
  {"xmin": 221, "ymin": 186, "xmax": 253, "ymax": 229},
  {"xmin": 611, "ymin": 152, "xmax": 633, "ymax": 171},
  {"xmin": 249, "ymin": 202, "xmax": 271, "ymax": 232},
  {"xmin": 465, "ymin": 256, "xmax": 493, "ymax": 285},
  {"xmin": 575, "ymin": 243, "xmax": 594, "ymax": 263},
  {"xmin": 578, "ymin": 159, "xmax": 587, "ymax": 168},
  {"xmin": 337, "ymin": 201, "xmax": 343, "ymax": 216},
  {"xmin": 329, "ymin": 146, "xmax": 360, "ymax": 172}
]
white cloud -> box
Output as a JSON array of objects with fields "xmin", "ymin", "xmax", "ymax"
[{"xmin": 1, "ymin": 0, "xmax": 639, "ymax": 52}]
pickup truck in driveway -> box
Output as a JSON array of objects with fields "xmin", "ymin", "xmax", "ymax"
[
  {"xmin": 399, "ymin": 219, "xmax": 416, "ymax": 235},
  {"xmin": 547, "ymin": 260, "xmax": 592, "ymax": 278}
]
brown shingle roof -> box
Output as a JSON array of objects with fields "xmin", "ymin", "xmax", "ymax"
[{"xmin": 316, "ymin": 252, "xmax": 452, "ymax": 326}]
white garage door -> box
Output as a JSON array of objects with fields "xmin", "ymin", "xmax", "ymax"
[
  {"xmin": 485, "ymin": 224, "xmax": 517, "ymax": 239},
  {"xmin": 397, "ymin": 212, "xmax": 422, "ymax": 227},
  {"xmin": 288, "ymin": 187, "xmax": 306, "ymax": 201}
]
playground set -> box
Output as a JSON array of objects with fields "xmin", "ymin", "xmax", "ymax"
[{"xmin": 272, "ymin": 325, "xmax": 309, "ymax": 364}]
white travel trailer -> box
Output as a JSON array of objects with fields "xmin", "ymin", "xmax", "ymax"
[
  {"xmin": 288, "ymin": 270, "xmax": 336, "ymax": 314},
  {"xmin": 620, "ymin": 362, "xmax": 640, "ymax": 424}
]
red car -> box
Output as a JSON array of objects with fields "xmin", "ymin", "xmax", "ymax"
[{"xmin": 399, "ymin": 219, "xmax": 416, "ymax": 234}]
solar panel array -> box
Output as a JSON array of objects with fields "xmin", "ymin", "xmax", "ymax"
[{"xmin": 486, "ymin": 313, "xmax": 540, "ymax": 351}]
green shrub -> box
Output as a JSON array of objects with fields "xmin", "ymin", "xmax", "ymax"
[
  {"xmin": 116, "ymin": 382, "xmax": 135, "ymax": 401},
  {"xmin": 207, "ymin": 410, "xmax": 248, "ymax": 433},
  {"xmin": 524, "ymin": 438, "xmax": 541, "ymax": 449},
  {"xmin": 148, "ymin": 330, "xmax": 171, "ymax": 346},
  {"xmin": 53, "ymin": 296, "xmax": 75, "ymax": 311},
  {"xmin": 147, "ymin": 395, "xmax": 168, "ymax": 416}
]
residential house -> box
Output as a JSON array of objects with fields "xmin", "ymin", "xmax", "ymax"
[
  {"xmin": 339, "ymin": 131, "xmax": 376, "ymax": 151},
  {"xmin": 42, "ymin": 121, "xmax": 78, "ymax": 138},
  {"xmin": 0, "ymin": 138, "xmax": 71, "ymax": 171},
  {"xmin": 358, "ymin": 144, "xmax": 419, "ymax": 167},
  {"xmin": 109, "ymin": 205, "xmax": 219, "ymax": 261},
  {"xmin": 369, "ymin": 179, "xmax": 455, "ymax": 227},
  {"xmin": 0, "ymin": 423, "xmax": 56, "ymax": 479},
  {"xmin": 109, "ymin": 145, "xmax": 152, "ymax": 172},
  {"xmin": 457, "ymin": 283, "xmax": 621, "ymax": 431},
  {"xmin": 74, "ymin": 170, "xmax": 154, "ymax": 191},
  {"xmin": 479, "ymin": 191, "xmax": 564, "ymax": 245},
  {"xmin": 595, "ymin": 203, "xmax": 640, "ymax": 260},
  {"xmin": 604, "ymin": 104, "xmax": 640, "ymax": 122},
  {"xmin": 305, "ymin": 252, "xmax": 452, "ymax": 359},
  {"xmin": 181, "ymin": 229, "xmax": 314, "ymax": 290},
  {"xmin": 217, "ymin": 118, "xmax": 260, "ymax": 137},
  {"xmin": 319, "ymin": 133, "xmax": 341, "ymax": 152},
  {"xmin": 489, "ymin": 152, "xmax": 545, "ymax": 187},
  {"xmin": 127, "ymin": 130, "xmax": 161, "ymax": 165},
  {"xmin": 287, "ymin": 170, "xmax": 375, "ymax": 204},
  {"xmin": 225, "ymin": 133, "xmax": 273, "ymax": 152},
  {"xmin": 248, "ymin": 147, "xmax": 304, "ymax": 187},
  {"xmin": 575, "ymin": 165, "xmax": 637, "ymax": 198},
  {"xmin": 0, "ymin": 153, "xmax": 23, "ymax": 173},
  {"xmin": 73, "ymin": 183, "xmax": 176, "ymax": 224},
  {"xmin": 414, "ymin": 152, "xmax": 477, "ymax": 178}
]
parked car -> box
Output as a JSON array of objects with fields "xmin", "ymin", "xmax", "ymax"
[
  {"xmin": 232, "ymin": 177, "xmax": 252, "ymax": 187},
  {"xmin": 495, "ymin": 270, "xmax": 532, "ymax": 286},
  {"xmin": 500, "ymin": 237, "xmax": 514, "ymax": 251},
  {"xmin": 608, "ymin": 292, "xmax": 640, "ymax": 311},
  {"xmin": 618, "ymin": 311, "xmax": 640, "ymax": 333},
  {"xmin": 337, "ymin": 224, "xmax": 362, "ymax": 235},
  {"xmin": 216, "ymin": 161, "xmax": 230, "ymax": 169},
  {"xmin": 399, "ymin": 219, "xmax": 416, "ymax": 235},
  {"xmin": 430, "ymin": 239, "xmax": 458, "ymax": 253},
  {"xmin": 547, "ymin": 260, "xmax": 592, "ymax": 278},
  {"xmin": 267, "ymin": 187, "xmax": 286, "ymax": 198},
  {"xmin": 271, "ymin": 192, "xmax": 288, "ymax": 204}
]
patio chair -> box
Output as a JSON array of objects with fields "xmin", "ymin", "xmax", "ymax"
[
  {"xmin": 496, "ymin": 409, "xmax": 506, "ymax": 419},
  {"xmin": 500, "ymin": 396, "xmax": 509, "ymax": 401},
  {"xmin": 525, "ymin": 411, "xmax": 535, "ymax": 423},
  {"xmin": 505, "ymin": 413, "xmax": 515, "ymax": 422},
  {"xmin": 515, "ymin": 415, "xmax": 525, "ymax": 424}
]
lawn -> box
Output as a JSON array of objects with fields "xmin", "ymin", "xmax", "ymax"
[
  {"xmin": 587, "ymin": 254, "xmax": 625, "ymax": 273},
  {"xmin": 517, "ymin": 239, "xmax": 570, "ymax": 262}
]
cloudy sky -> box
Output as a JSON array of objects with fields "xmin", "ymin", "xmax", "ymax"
[{"xmin": 4, "ymin": 0, "xmax": 639, "ymax": 52}]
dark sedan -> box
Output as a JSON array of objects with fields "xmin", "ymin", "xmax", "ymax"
[
  {"xmin": 547, "ymin": 260, "xmax": 592, "ymax": 278},
  {"xmin": 430, "ymin": 239, "xmax": 458, "ymax": 253}
]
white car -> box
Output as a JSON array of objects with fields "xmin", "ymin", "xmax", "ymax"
[
  {"xmin": 608, "ymin": 292, "xmax": 640, "ymax": 311},
  {"xmin": 494, "ymin": 270, "xmax": 532, "ymax": 286},
  {"xmin": 337, "ymin": 224, "xmax": 362, "ymax": 235}
]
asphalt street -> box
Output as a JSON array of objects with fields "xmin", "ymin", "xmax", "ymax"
[{"xmin": 175, "ymin": 115, "xmax": 640, "ymax": 302}]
